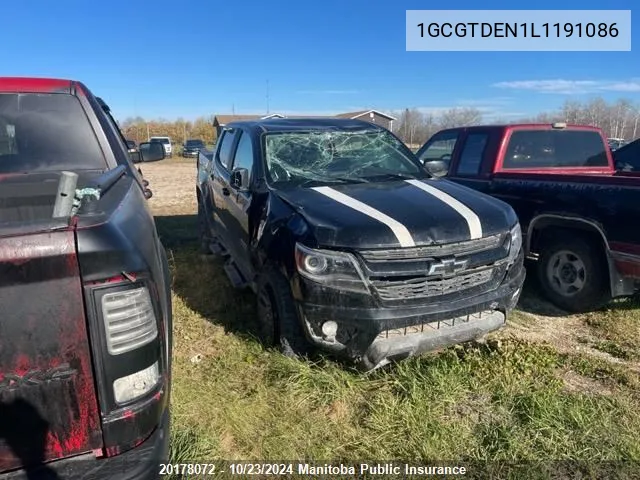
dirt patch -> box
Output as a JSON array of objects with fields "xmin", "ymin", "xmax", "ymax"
[
  {"xmin": 501, "ymin": 298, "xmax": 640, "ymax": 374},
  {"xmin": 561, "ymin": 370, "xmax": 614, "ymax": 396},
  {"xmin": 139, "ymin": 159, "xmax": 198, "ymax": 216}
]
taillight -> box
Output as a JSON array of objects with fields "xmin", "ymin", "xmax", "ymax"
[
  {"xmin": 84, "ymin": 272, "xmax": 169, "ymax": 454},
  {"xmin": 101, "ymin": 287, "xmax": 158, "ymax": 355}
]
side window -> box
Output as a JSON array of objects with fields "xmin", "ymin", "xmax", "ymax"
[
  {"xmin": 231, "ymin": 132, "xmax": 254, "ymax": 180},
  {"xmin": 217, "ymin": 128, "xmax": 239, "ymax": 169},
  {"xmin": 417, "ymin": 131, "xmax": 459, "ymax": 168},
  {"xmin": 456, "ymin": 133, "xmax": 488, "ymax": 176}
]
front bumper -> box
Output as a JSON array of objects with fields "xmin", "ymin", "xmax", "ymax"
[
  {"xmin": 182, "ymin": 151, "xmax": 198, "ymax": 157},
  {"xmin": 296, "ymin": 255, "xmax": 525, "ymax": 370},
  {"xmin": 1, "ymin": 410, "xmax": 170, "ymax": 480}
]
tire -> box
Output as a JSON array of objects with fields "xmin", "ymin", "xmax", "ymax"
[
  {"xmin": 256, "ymin": 266, "xmax": 311, "ymax": 358},
  {"xmin": 197, "ymin": 200, "xmax": 211, "ymax": 254},
  {"xmin": 536, "ymin": 232, "xmax": 610, "ymax": 313}
]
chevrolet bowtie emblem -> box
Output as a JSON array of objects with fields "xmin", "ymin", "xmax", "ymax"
[{"xmin": 428, "ymin": 256, "xmax": 468, "ymax": 276}]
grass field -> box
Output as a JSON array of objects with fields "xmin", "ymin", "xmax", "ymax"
[{"xmin": 141, "ymin": 158, "xmax": 640, "ymax": 478}]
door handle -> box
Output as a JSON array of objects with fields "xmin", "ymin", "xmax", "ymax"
[{"xmin": 222, "ymin": 187, "xmax": 230, "ymax": 196}]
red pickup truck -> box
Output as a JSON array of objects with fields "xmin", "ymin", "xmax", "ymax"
[{"xmin": 416, "ymin": 123, "xmax": 640, "ymax": 313}]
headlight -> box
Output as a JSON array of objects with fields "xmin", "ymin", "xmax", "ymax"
[
  {"xmin": 294, "ymin": 243, "xmax": 369, "ymax": 293},
  {"xmin": 507, "ymin": 222, "xmax": 522, "ymax": 264}
]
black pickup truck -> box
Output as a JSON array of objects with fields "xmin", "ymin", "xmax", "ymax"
[
  {"xmin": 613, "ymin": 137, "xmax": 640, "ymax": 176},
  {"xmin": 0, "ymin": 77, "xmax": 172, "ymax": 479},
  {"xmin": 196, "ymin": 118, "xmax": 525, "ymax": 370},
  {"xmin": 416, "ymin": 123, "xmax": 640, "ymax": 312}
]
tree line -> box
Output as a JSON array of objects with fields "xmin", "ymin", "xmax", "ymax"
[
  {"xmin": 118, "ymin": 116, "xmax": 216, "ymax": 145},
  {"xmin": 392, "ymin": 97, "xmax": 640, "ymax": 146},
  {"xmin": 117, "ymin": 96, "xmax": 640, "ymax": 147}
]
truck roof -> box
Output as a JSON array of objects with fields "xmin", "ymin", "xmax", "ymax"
[
  {"xmin": 0, "ymin": 77, "xmax": 76, "ymax": 93},
  {"xmin": 228, "ymin": 117, "xmax": 383, "ymax": 134},
  {"xmin": 440, "ymin": 123, "xmax": 602, "ymax": 133}
]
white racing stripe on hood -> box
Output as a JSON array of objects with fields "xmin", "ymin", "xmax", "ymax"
[
  {"xmin": 311, "ymin": 186, "xmax": 416, "ymax": 247},
  {"xmin": 405, "ymin": 179, "xmax": 483, "ymax": 240}
]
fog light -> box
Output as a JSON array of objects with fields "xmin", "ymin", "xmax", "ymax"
[
  {"xmin": 113, "ymin": 361, "xmax": 160, "ymax": 404},
  {"xmin": 321, "ymin": 321, "xmax": 338, "ymax": 340}
]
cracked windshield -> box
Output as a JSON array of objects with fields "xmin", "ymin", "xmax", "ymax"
[{"xmin": 264, "ymin": 129, "xmax": 427, "ymax": 187}]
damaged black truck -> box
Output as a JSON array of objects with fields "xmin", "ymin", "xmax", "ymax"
[
  {"xmin": 197, "ymin": 119, "xmax": 525, "ymax": 370},
  {"xmin": 0, "ymin": 78, "xmax": 172, "ymax": 479}
]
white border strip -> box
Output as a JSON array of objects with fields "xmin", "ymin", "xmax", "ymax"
[
  {"xmin": 405, "ymin": 180, "xmax": 483, "ymax": 240},
  {"xmin": 311, "ymin": 186, "xmax": 416, "ymax": 247}
]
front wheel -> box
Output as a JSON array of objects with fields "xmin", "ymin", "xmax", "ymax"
[
  {"xmin": 536, "ymin": 233, "xmax": 610, "ymax": 313},
  {"xmin": 256, "ymin": 267, "xmax": 311, "ymax": 358}
]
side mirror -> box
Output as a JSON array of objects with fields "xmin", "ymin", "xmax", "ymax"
[
  {"xmin": 138, "ymin": 142, "xmax": 166, "ymax": 162},
  {"xmin": 424, "ymin": 160, "xmax": 448, "ymax": 177},
  {"xmin": 230, "ymin": 168, "xmax": 250, "ymax": 190}
]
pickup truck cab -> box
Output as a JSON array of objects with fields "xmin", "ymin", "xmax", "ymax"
[
  {"xmin": 0, "ymin": 77, "xmax": 172, "ymax": 479},
  {"xmin": 182, "ymin": 139, "xmax": 205, "ymax": 158},
  {"xmin": 197, "ymin": 118, "xmax": 525, "ymax": 371},
  {"xmin": 416, "ymin": 123, "xmax": 640, "ymax": 312}
]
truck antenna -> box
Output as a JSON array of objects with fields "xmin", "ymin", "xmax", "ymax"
[{"xmin": 266, "ymin": 80, "xmax": 270, "ymax": 115}]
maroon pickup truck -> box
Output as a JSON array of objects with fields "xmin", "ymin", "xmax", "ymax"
[
  {"xmin": 0, "ymin": 78, "xmax": 172, "ymax": 479},
  {"xmin": 416, "ymin": 123, "xmax": 640, "ymax": 313}
]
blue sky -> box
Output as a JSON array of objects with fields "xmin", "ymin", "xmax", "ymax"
[{"xmin": 2, "ymin": 0, "xmax": 638, "ymax": 122}]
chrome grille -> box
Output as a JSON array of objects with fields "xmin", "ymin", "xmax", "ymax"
[
  {"xmin": 360, "ymin": 234, "xmax": 504, "ymax": 262},
  {"xmin": 371, "ymin": 268, "xmax": 494, "ymax": 302}
]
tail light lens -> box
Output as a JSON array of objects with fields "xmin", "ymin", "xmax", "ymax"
[
  {"xmin": 113, "ymin": 361, "xmax": 160, "ymax": 404},
  {"xmin": 101, "ymin": 286, "xmax": 158, "ymax": 355}
]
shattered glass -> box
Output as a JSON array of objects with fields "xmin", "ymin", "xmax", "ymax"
[{"xmin": 264, "ymin": 129, "xmax": 425, "ymax": 186}]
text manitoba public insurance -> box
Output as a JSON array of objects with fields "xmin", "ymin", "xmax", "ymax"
[{"xmin": 298, "ymin": 463, "xmax": 467, "ymax": 475}]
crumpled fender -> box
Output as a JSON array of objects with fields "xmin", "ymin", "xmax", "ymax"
[{"xmin": 251, "ymin": 191, "xmax": 312, "ymax": 278}]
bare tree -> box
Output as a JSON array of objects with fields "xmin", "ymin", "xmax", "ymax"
[
  {"xmin": 631, "ymin": 105, "xmax": 640, "ymax": 139},
  {"xmin": 438, "ymin": 107, "xmax": 482, "ymax": 129},
  {"xmin": 395, "ymin": 108, "xmax": 426, "ymax": 145}
]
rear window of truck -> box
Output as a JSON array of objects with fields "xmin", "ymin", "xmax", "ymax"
[
  {"xmin": 0, "ymin": 93, "xmax": 107, "ymax": 173},
  {"xmin": 502, "ymin": 129, "xmax": 608, "ymax": 169}
]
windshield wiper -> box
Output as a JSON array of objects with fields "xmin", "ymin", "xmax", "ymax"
[
  {"xmin": 362, "ymin": 172, "xmax": 418, "ymax": 181},
  {"xmin": 298, "ymin": 176, "xmax": 369, "ymax": 188}
]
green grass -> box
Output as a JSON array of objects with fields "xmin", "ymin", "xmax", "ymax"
[
  {"xmin": 583, "ymin": 298, "xmax": 640, "ymax": 361},
  {"xmin": 157, "ymin": 214, "xmax": 640, "ymax": 478}
]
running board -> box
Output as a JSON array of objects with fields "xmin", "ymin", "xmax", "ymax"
[
  {"xmin": 208, "ymin": 239, "xmax": 229, "ymax": 257},
  {"xmin": 223, "ymin": 259, "xmax": 249, "ymax": 289}
]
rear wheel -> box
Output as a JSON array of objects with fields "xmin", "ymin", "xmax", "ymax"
[
  {"xmin": 256, "ymin": 267, "xmax": 311, "ymax": 357},
  {"xmin": 536, "ymin": 232, "xmax": 609, "ymax": 313}
]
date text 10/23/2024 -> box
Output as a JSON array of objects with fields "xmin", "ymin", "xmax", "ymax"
[{"xmin": 406, "ymin": 10, "xmax": 631, "ymax": 51}]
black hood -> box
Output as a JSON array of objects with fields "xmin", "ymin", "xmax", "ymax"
[{"xmin": 274, "ymin": 178, "xmax": 517, "ymax": 249}]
